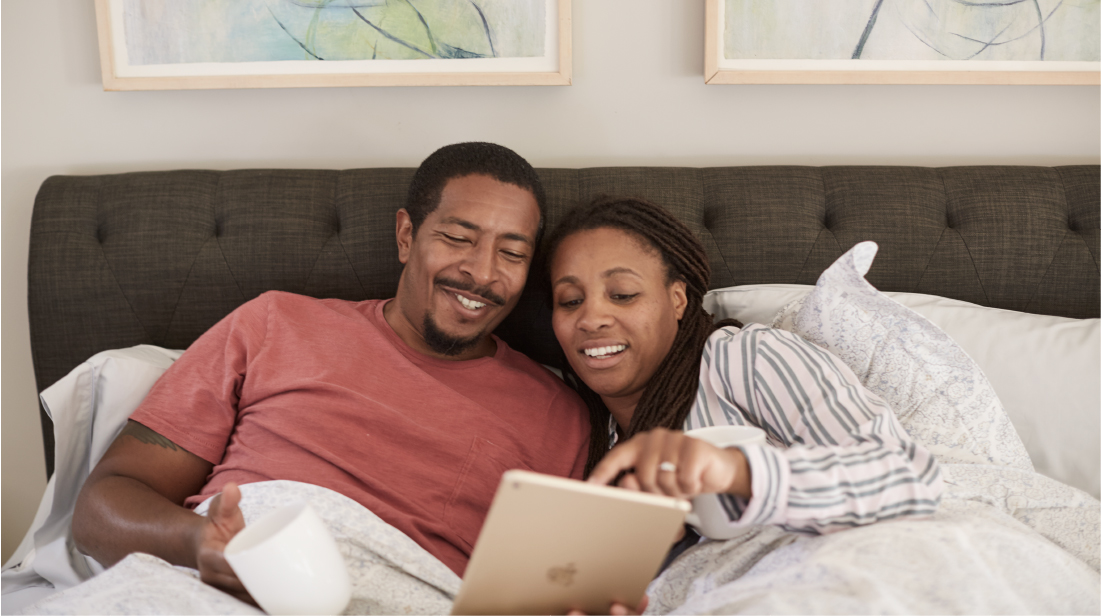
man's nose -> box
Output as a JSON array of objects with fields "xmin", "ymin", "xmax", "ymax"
[{"xmin": 460, "ymin": 242, "xmax": 496, "ymax": 287}]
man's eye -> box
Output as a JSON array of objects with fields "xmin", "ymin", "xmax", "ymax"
[
  {"xmin": 502, "ymin": 251, "xmax": 527, "ymax": 261},
  {"xmin": 442, "ymin": 233, "xmax": 469, "ymax": 244}
]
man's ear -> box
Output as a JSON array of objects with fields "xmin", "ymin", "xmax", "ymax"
[
  {"xmin": 671, "ymin": 280, "xmax": 688, "ymax": 321},
  {"xmin": 395, "ymin": 209, "xmax": 414, "ymax": 264}
]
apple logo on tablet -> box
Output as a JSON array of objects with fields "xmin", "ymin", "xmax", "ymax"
[{"xmin": 547, "ymin": 563, "xmax": 577, "ymax": 586}]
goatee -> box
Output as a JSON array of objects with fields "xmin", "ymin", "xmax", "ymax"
[{"xmin": 423, "ymin": 313, "xmax": 483, "ymax": 356}]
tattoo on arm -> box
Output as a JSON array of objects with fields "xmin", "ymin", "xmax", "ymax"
[{"xmin": 120, "ymin": 421, "xmax": 181, "ymax": 452}]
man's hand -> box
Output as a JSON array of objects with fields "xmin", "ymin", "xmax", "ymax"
[
  {"xmin": 195, "ymin": 482, "xmax": 252, "ymax": 602},
  {"xmin": 588, "ymin": 428, "xmax": 751, "ymax": 499}
]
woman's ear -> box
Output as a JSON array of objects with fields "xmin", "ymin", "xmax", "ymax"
[{"xmin": 671, "ymin": 280, "xmax": 688, "ymax": 320}]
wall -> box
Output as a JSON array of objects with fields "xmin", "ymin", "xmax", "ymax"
[{"xmin": 3, "ymin": 0, "xmax": 1098, "ymax": 564}]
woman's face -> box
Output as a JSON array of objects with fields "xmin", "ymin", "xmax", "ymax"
[{"xmin": 551, "ymin": 228, "xmax": 687, "ymax": 413}]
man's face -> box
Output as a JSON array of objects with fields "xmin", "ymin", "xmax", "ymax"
[{"xmin": 387, "ymin": 173, "xmax": 541, "ymax": 360}]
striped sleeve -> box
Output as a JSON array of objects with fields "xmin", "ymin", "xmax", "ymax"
[{"xmin": 687, "ymin": 324, "xmax": 942, "ymax": 535}]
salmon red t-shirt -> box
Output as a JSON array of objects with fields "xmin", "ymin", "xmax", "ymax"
[{"xmin": 130, "ymin": 291, "xmax": 590, "ymax": 576}]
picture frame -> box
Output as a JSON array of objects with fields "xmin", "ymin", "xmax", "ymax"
[
  {"xmin": 94, "ymin": 0, "xmax": 571, "ymax": 90},
  {"xmin": 704, "ymin": 0, "xmax": 1101, "ymax": 85}
]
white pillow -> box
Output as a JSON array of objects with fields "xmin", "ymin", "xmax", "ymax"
[
  {"xmin": 1, "ymin": 345, "xmax": 182, "ymax": 606},
  {"xmin": 703, "ymin": 284, "xmax": 811, "ymax": 326},
  {"xmin": 704, "ymin": 279, "xmax": 1101, "ymax": 498},
  {"xmin": 770, "ymin": 242, "xmax": 1033, "ymax": 472},
  {"xmin": 881, "ymin": 293, "xmax": 1100, "ymax": 498}
]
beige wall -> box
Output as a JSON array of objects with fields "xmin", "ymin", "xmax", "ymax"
[{"xmin": 3, "ymin": 0, "xmax": 1098, "ymax": 564}]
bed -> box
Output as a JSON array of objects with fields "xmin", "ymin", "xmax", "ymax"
[{"xmin": 4, "ymin": 165, "xmax": 1099, "ymax": 614}]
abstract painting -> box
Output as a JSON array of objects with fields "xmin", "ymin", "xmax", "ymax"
[
  {"xmin": 705, "ymin": 0, "xmax": 1100, "ymax": 84},
  {"xmin": 95, "ymin": 0, "xmax": 570, "ymax": 89}
]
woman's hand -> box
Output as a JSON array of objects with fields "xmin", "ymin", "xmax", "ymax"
[
  {"xmin": 567, "ymin": 594, "xmax": 649, "ymax": 615},
  {"xmin": 588, "ymin": 428, "xmax": 751, "ymax": 499}
]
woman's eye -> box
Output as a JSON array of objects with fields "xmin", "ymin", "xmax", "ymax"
[
  {"xmin": 557, "ymin": 298, "xmax": 583, "ymax": 308},
  {"xmin": 611, "ymin": 293, "xmax": 639, "ymax": 302}
]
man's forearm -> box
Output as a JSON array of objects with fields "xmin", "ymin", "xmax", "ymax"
[{"xmin": 73, "ymin": 474, "xmax": 206, "ymax": 569}]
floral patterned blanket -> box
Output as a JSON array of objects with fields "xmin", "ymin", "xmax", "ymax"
[
  {"xmin": 20, "ymin": 468, "xmax": 1099, "ymax": 615},
  {"xmin": 649, "ymin": 464, "xmax": 1099, "ymax": 614}
]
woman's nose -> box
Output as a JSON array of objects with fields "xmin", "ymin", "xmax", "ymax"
[{"xmin": 577, "ymin": 298, "xmax": 613, "ymax": 331}]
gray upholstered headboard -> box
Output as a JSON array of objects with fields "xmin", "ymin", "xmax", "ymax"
[{"xmin": 28, "ymin": 165, "xmax": 1100, "ymax": 473}]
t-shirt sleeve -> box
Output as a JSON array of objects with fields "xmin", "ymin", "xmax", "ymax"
[{"xmin": 129, "ymin": 294, "xmax": 271, "ymax": 465}]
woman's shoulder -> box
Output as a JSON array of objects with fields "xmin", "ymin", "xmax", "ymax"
[
  {"xmin": 707, "ymin": 322, "xmax": 772, "ymax": 342},
  {"xmin": 705, "ymin": 322, "xmax": 816, "ymax": 354}
]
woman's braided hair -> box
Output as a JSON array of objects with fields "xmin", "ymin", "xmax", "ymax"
[{"xmin": 544, "ymin": 196, "xmax": 741, "ymax": 475}]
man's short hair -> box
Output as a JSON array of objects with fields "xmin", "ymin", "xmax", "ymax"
[{"xmin": 405, "ymin": 142, "xmax": 547, "ymax": 242}]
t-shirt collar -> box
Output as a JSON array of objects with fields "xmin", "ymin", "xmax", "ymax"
[
  {"xmin": 607, "ymin": 414, "xmax": 620, "ymax": 449},
  {"xmin": 371, "ymin": 299, "xmax": 507, "ymax": 369}
]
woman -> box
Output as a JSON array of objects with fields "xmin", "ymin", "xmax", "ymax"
[{"xmin": 546, "ymin": 196, "xmax": 942, "ymax": 539}]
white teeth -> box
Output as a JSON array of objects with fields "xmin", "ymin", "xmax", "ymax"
[
  {"xmin": 456, "ymin": 294, "xmax": 486, "ymax": 310},
  {"xmin": 584, "ymin": 345, "xmax": 627, "ymax": 358}
]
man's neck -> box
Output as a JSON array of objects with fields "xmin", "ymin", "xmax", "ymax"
[{"xmin": 382, "ymin": 298, "xmax": 496, "ymax": 362}]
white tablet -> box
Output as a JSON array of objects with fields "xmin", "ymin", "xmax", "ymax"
[{"xmin": 451, "ymin": 470, "xmax": 691, "ymax": 615}]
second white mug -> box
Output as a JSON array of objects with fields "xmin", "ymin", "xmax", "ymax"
[
  {"xmin": 224, "ymin": 501, "xmax": 352, "ymax": 615},
  {"xmin": 682, "ymin": 425, "xmax": 767, "ymax": 539}
]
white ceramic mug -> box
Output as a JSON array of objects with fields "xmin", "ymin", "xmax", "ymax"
[
  {"xmin": 682, "ymin": 425, "xmax": 767, "ymax": 539},
  {"xmin": 224, "ymin": 501, "xmax": 352, "ymax": 615}
]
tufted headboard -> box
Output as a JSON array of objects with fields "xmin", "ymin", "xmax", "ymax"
[{"xmin": 28, "ymin": 165, "xmax": 1100, "ymax": 473}]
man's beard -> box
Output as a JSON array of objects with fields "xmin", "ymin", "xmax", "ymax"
[{"xmin": 423, "ymin": 313, "xmax": 484, "ymax": 356}]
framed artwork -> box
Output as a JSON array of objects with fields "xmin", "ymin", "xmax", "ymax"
[
  {"xmin": 95, "ymin": 0, "xmax": 571, "ymax": 90},
  {"xmin": 705, "ymin": 0, "xmax": 1100, "ymax": 85}
]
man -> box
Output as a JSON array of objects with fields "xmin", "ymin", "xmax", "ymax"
[{"xmin": 72, "ymin": 143, "xmax": 591, "ymax": 601}]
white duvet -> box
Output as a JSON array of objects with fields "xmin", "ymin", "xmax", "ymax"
[
  {"xmin": 650, "ymin": 464, "xmax": 1099, "ymax": 614},
  {"xmin": 19, "ymin": 466, "xmax": 1100, "ymax": 615},
  {"xmin": 20, "ymin": 481, "xmax": 461, "ymax": 616}
]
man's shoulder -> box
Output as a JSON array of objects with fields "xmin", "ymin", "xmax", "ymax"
[
  {"xmin": 254, "ymin": 290, "xmax": 373, "ymax": 307},
  {"xmin": 251, "ymin": 291, "xmax": 382, "ymax": 315},
  {"xmin": 494, "ymin": 344, "xmax": 583, "ymax": 404}
]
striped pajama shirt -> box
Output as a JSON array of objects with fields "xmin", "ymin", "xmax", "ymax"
[
  {"xmin": 610, "ymin": 323, "xmax": 943, "ymax": 538},
  {"xmin": 689, "ymin": 324, "xmax": 942, "ymax": 535}
]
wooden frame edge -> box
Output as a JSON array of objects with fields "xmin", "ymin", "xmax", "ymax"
[
  {"xmin": 557, "ymin": 0, "xmax": 573, "ymax": 85},
  {"xmin": 704, "ymin": 0, "xmax": 720, "ymax": 84},
  {"xmin": 102, "ymin": 72, "xmax": 571, "ymax": 91},
  {"xmin": 96, "ymin": 0, "xmax": 572, "ymax": 91},
  {"xmin": 706, "ymin": 70, "xmax": 1101, "ymax": 86},
  {"xmin": 94, "ymin": 0, "xmax": 121, "ymax": 91}
]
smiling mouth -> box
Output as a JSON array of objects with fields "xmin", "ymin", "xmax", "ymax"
[
  {"xmin": 582, "ymin": 344, "xmax": 627, "ymax": 359},
  {"xmin": 455, "ymin": 293, "xmax": 488, "ymax": 310},
  {"xmin": 436, "ymin": 277, "xmax": 504, "ymax": 313}
]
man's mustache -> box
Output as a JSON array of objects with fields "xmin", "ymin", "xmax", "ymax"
[{"xmin": 435, "ymin": 277, "xmax": 506, "ymax": 306}]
